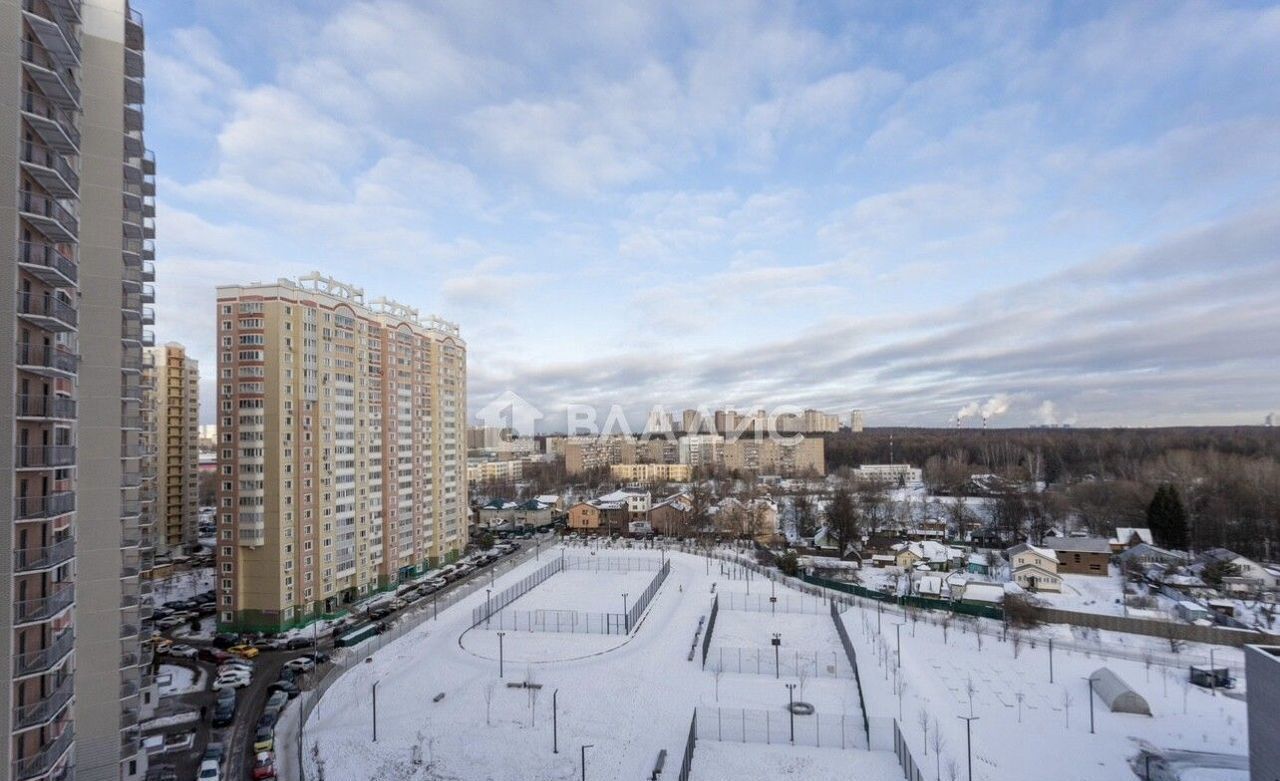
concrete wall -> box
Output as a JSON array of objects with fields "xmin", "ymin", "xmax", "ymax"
[{"xmin": 1247, "ymin": 645, "xmax": 1280, "ymax": 781}]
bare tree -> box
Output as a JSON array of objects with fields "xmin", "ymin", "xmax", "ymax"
[
  {"xmin": 484, "ymin": 682, "xmax": 495, "ymax": 726},
  {"xmin": 713, "ymin": 663, "xmax": 724, "ymax": 702},
  {"xmin": 797, "ymin": 663, "xmax": 811, "ymax": 701},
  {"xmin": 946, "ymin": 757, "xmax": 961, "ymax": 781},
  {"xmin": 1010, "ymin": 629, "xmax": 1023, "ymax": 658},
  {"xmin": 930, "ymin": 721, "xmax": 945, "ymax": 781},
  {"xmin": 918, "ymin": 708, "xmax": 930, "ymax": 755},
  {"xmin": 941, "ymin": 614, "xmax": 953, "ymax": 645},
  {"xmin": 1143, "ymin": 651, "xmax": 1154, "ymax": 682},
  {"xmin": 973, "ymin": 620, "xmax": 985, "ymax": 651},
  {"xmin": 965, "ymin": 677, "xmax": 977, "ymax": 716},
  {"xmin": 1062, "ymin": 689, "xmax": 1074, "ymax": 728}
]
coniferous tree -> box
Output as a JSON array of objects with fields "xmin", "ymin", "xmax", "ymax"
[{"xmin": 1146, "ymin": 484, "xmax": 1189, "ymax": 550}]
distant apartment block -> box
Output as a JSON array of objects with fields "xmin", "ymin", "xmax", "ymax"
[
  {"xmin": 853, "ymin": 463, "xmax": 923, "ymax": 484},
  {"xmin": 850, "ymin": 409, "xmax": 865, "ymax": 432},
  {"xmin": 564, "ymin": 435, "xmax": 636, "ymax": 475},
  {"xmin": 610, "ymin": 463, "xmax": 692, "ymax": 483},
  {"xmin": 677, "ymin": 434, "xmax": 723, "ymax": 470},
  {"xmin": 143, "ymin": 343, "xmax": 199, "ymax": 555},
  {"xmin": 215, "ymin": 274, "xmax": 466, "ymax": 631},
  {"xmin": 467, "ymin": 458, "xmax": 525, "ymax": 486},
  {"xmin": 720, "ymin": 436, "xmax": 824, "ymax": 476}
]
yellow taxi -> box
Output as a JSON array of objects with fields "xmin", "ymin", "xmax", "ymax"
[{"xmin": 229, "ymin": 644, "xmax": 260, "ymax": 659}]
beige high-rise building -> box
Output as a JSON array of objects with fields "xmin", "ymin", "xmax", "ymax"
[
  {"xmin": 215, "ymin": 274, "xmax": 467, "ymax": 631},
  {"xmin": 143, "ymin": 343, "xmax": 198, "ymax": 555},
  {"xmin": 2, "ymin": 1, "xmax": 156, "ymax": 779},
  {"xmin": 721, "ymin": 436, "xmax": 825, "ymax": 476},
  {"xmin": 850, "ymin": 409, "xmax": 865, "ymax": 433}
]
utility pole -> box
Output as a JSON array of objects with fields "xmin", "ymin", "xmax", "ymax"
[
  {"xmin": 581, "ymin": 744, "xmax": 594, "ymax": 781},
  {"xmin": 372, "ymin": 680, "xmax": 379, "ymax": 742},
  {"xmin": 958, "ymin": 715, "xmax": 978, "ymax": 781},
  {"xmin": 553, "ymin": 689, "xmax": 559, "ymax": 753},
  {"xmin": 1048, "ymin": 639, "xmax": 1054, "ymax": 683},
  {"xmin": 486, "ymin": 588, "xmax": 492, "ymax": 628},
  {"xmin": 895, "ymin": 623, "xmax": 903, "ymax": 668},
  {"xmin": 498, "ymin": 632, "xmax": 506, "ymax": 678},
  {"xmin": 785, "ymin": 683, "xmax": 797, "ymax": 744}
]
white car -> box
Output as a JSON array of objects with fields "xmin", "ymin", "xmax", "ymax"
[
  {"xmin": 167, "ymin": 644, "xmax": 198, "ymax": 659},
  {"xmin": 283, "ymin": 657, "xmax": 315, "ymax": 674},
  {"xmin": 211, "ymin": 672, "xmax": 250, "ymax": 691},
  {"xmin": 198, "ymin": 758, "xmax": 221, "ymax": 780}
]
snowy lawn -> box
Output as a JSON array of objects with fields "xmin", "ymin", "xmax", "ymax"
[
  {"xmin": 505, "ymin": 569, "xmax": 661, "ymax": 614},
  {"xmin": 691, "ymin": 740, "xmax": 903, "ymax": 781},
  {"xmin": 157, "ymin": 664, "xmax": 202, "ymax": 697}
]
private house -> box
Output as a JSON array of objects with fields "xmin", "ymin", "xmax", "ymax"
[
  {"xmin": 1046, "ymin": 536, "xmax": 1112, "ymax": 576},
  {"xmin": 894, "ymin": 541, "xmax": 951, "ymax": 571},
  {"xmin": 514, "ymin": 499, "xmax": 555, "ymax": 529},
  {"xmin": 567, "ymin": 501, "xmax": 602, "ymax": 533},
  {"xmin": 1196, "ymin": 548, "xmax": 1280, "ymax": 593},
  {"xmin": 648, "ymin": 494, "xmax": 693, "ymax": 536},
  {"xmin": 1116, "ymin": 542, "xmax": 1189, "ymax": 569},
  {"xmin": 477, "ymin": 498, "xmax": 520, "ymax": 529},
  {"xmin": 869, "ymin": 554, "xmax": 897, "ymax": 569},
  {"xmin": 1007, "ymin": 542, "xmax": 1062, "ymax": 593},
  {"xmin": 914, "ymin": 574, "xmax": 945, "ymax": 598},
  {"xmin": 955, "ymin": 581, "xmax": 1004, "ymax": 607},
  {"xmin": 1109, "ymin": 527, "xmax": 1154, "ymax": 552},
  {"xmin": 967, "ymin": 552, "xmax": 993, "ymax": 576}
]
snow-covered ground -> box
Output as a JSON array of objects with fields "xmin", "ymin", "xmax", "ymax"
[
  {"xmin": 304, "ymin": 545, "xmax": 1249, "ymax": 781},
  {"xmin": 505, "ymin": 569, "xmax": 658, "ymax": 614},
  {"xmin": 151, "ymin": 568, "xmax": 213, "ymax": 603},
  {"xmin": 304, "ymin": 547, "xmax": 892, "ymax": 781},
  {"xmin": 156, "ymin": 664, "xmax": 202, "ymax": 697}
]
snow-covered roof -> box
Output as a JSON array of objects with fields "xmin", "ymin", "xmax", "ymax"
[
  {"xmin": 1110, "ymin": 527, "xmax": 1153, "ymax": 546},
  {"xmin": 534, "ymin": 494, "xmax": 560, "ymax": 504},
  {"xmin": 1045, "ymin": 536, "xmax": 1111, "ymax": 554},
  {"xmin": 1007, "ymin": 542, "xmax": 1058, "ymax": 563},
  {"xmin": 961, "ymin": 582, "xmax": 1004, "ymax": 603}
]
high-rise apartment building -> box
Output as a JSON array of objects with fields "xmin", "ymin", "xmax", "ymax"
[
  {"xmin": 143, "ymin": 343, "xmax": 198, "ymax": 555},
  {"xmin": 215, "ymin": 274, "xmax": 467, "ymax": 631},
  {"xmin": 850, "ymin": 409, "xmax": 865, "ymax": 433},
  {"xmin": 2, "ymin": 1, "xmax": 156, "ymax": 779}
]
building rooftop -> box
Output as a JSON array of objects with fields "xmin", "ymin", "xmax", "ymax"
[{"xmin": 1045, "ymin": 536, "xmax": 1112, "ymax": 554}]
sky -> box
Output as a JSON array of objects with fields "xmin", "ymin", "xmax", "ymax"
[{"xmin": 138, "ymin": 0, "xmax": 1280, "ymax": 430}]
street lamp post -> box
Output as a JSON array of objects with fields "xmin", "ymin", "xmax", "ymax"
[
  {"xmin": 553, "ymin": 689, "xmax": 559, "ymax": 753},
  {"xmin": 486, "ymin": 588, "xmax": 492, "ymax": 628},
  {"xmin": 498, "ymin": 632, "xmax": 506, "ymax": 678},
  {"xmin": 772, "ymin": 633, "xmax": 781, "ymax": 679},
  {"xmin": 895, "ymin": 622, "xmax": 903, "ymax": 668},
  {"xmin": 622, "ymin": 593, "xmax": 630, "ymax": 633},
  {"xmin": 785, "ymin": 683, "xmax": 797, "ymax": 743},
  {"xmin": 1085, "ymin": 675, "xmax": 1097, "ymax": 734},
  {"xmin": 958, "ymin": 715, "xmax": 978, "ymax": 781},
  {"xmin": 372, "ymin": 680, "xmax": 379, "ymax": 742},
  {"xmin": 581, "ymin": 744, "xmax": 594, "ymax": 781}
]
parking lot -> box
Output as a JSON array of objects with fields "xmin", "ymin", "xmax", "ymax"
[{"xmin": 142, "ymin": 536, "xmax": 542, "ymax": 780}]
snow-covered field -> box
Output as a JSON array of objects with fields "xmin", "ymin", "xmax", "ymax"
[
  {"xmin": 304, "ymin": 546, "xmax": 1249, "ymax": 781},
  {"xmin": 304, "ymin": 547, "xmax": 890, "ymax": 780},
  {"xmin": 505, "ymin": 569, "xmax": 659, "ymax": 614}
]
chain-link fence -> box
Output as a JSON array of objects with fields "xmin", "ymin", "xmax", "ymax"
[
  {"xmin": 704, "ymin": 646, "xmax": 852, "ymax": 678},
  {"xmin": 701, "ymin": 594, "xmax": 719, "ymax": 668},
  {"xmin": 563, "ymin": 555, "xmax": 664, "ymax": 572},
  {"xmin": 694, "ymin": 706, "xmax": 867, "ymax": 750},
  {"xmin": 471, "ymin": 557, "xmax": 564, "ymax": 627},
  {"xmin": 480, "ymin": 609, "xmax": 628, "ymax": 634},
  {"xmin": 718, "ymin": 591, "xmax": 827, "ymax": 614}
]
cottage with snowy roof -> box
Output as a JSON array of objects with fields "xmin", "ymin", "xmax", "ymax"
[{"xmin": 1006, "ymin": 542, "xmax": 1062, "ymax": 593}]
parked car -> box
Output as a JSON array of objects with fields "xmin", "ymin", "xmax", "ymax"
[
  {"xmin": 305, "ymin": 651, "xmax": 330, "ymax": 664},
  {"xmin": 257, "ymin": 711, "xmax": 278, "ymax": 730},
  {"xmin": 197, "ymin": 759, "xmax": 220, "ymax": 780},
  {"xmin": 166, "ymin": 644, "xmax": 198, "ymax": 659},
  {"xmin": 200, "ymin": 648, "xmax": 234, "ymax": 665},
  {"xmin": 283, "ymin": 657, "xmax": 315, "ymax": 674},
  {"xmin": 155, "ymin": 616, "xmax": 185, "ymax": 630},
  {"xmin": 250, "ymin": 638, "xmax": 285, "ymax": 651},
  {"xmin": 202, "ymin": 742, "xmax": 225, "ymax": 767},
  {"xmin": 228, "ymin": 644, "xmax": 260, "ymax": 658},
  {"xmin": 285, "ymin": 637, "xmax": 313, "ymax": 650},
  {"xmin": 211, "ymin": 700, "xmax": 236, "ymax": 727},
  {"xmin": 264, "ymin": 691, "xmax": 289, "ymax": 715},
  {"xmin": 253, "ymin": 727, "xmax": 275, "ymax": 753},
  {"xmin": 212, "ymin": 633, "xmax": 239, "ymax": 649},
  {"xmin": 212, "ymin": 672, "xmax": 250, "ymax": 691},
  {"xmin": 267, "ymin": 680, "xmax": 300, "ymax": 698},
  {"xmin": 252, "ymin": 751, "xmax": 277, "ymax": 780}
]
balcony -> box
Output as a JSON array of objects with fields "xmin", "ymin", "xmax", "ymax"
[
  {"xmin": 14, "ymin": 631, "xmax": 74, "ymax": 678},
  {"xmin": 141, "ymin": 284, "xmax": 155, "ymax": 303},
  {"xmin": 14, "ymin": 538, "xmax": 75, "ymax": 574},
  {"xmin": 21, "ymin": 39, "xmax": 79, "ymax": 109},
  {"xmin": 123, "ymin": 104, "xmax": 142, "ymax": 132},
  {"xmin": 124, "ymin": 75, "xmax": 143, "ymax": 104},
  {"xmin": 12, "ymin": 725, "xmax": 73, "ymax": 781},
  {"xmin": 141, "ymin": 306, "xmax": 155, "ymax": 325},
  {"xmin": 17, "ymin": 292, "xmax": 77, "ymax": 332},
  {"xmin": 142, "ymin": 328, "xmax": 155, "ymax": 347},
  {"xmin": 16, "ymin": 343, "xmax": 77, "ymax": 378},
  {"xmin": 19, "ymin": 189, "xmax": 78, "ymax": 243},
  {"xmin": 141, "ymin": 260, "xmax": 155, "ymax": 282},
  {"xmin": 21, "ymin": 0, "xmax": 81, "ymax": 67},
  {"xmin": 124, "ymin": 47, "xmax": 143, "ymax": 78},
  {"xmin": 13, "ymin": 674, "xmax": 75, "ymax": 730},
  {"xmin": 15, "ymin": 445, "xmax": 76, "ymax": 470},
  {"xmin": 20, "ymin": 141, "xmax": 78, "ymax": 198},
  {"xmin": 125, "ymin": 7, "xmax": 143, "ymax": 51},
  {"xmin": 15, "ymin": 492, "xmax": 74, "ymax": 521},
  {"xmin": 20, "ymin": 90, "xmax": 79, "ymax": 152},
  {"xmin": 16, "ymin": 395, "xmax": 76, "ymax": 422},
  {"xmin": 18, "ymin": 242, "xmax": 77, "ymax": 287},
  {"xmin": 14, "ymin": 585, "xmax": 75, "ymax": 625}
]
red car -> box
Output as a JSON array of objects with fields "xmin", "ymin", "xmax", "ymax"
[
  {"xmin": 252, "ymin": 751, "xmax": 276, "ymax": 779},
  {"xmin": 198, "ymin": 648, "xmax": 233, "ymax": 665}
]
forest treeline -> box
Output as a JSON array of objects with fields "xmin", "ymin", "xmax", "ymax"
[{"xmin": 825, "ymin": 427, "xmax": 1280, "ymax": 559}]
